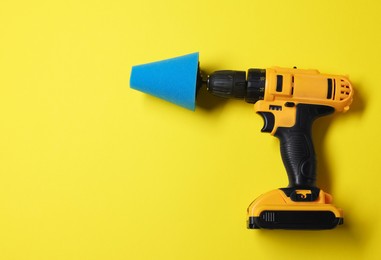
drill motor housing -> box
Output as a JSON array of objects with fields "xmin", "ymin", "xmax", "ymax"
[{"xmin": 208, "ymin": 67, "xmax": 353, "ymax": 134}]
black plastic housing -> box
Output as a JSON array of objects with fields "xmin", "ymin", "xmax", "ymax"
[
  {"xmin": 247, "ymin": 211, "xmax": 343, "ymax": 230},
  {"xmin": 274, "ymin": 104, "xmax": 335, "ymax": 188}
]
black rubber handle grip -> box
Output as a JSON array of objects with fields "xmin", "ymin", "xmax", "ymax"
[{"xmin": 274, "ymin": 104, "xmax": 334, "ymax": 188}]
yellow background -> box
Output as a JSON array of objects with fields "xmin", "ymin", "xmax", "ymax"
[{"xmin": 0, "ymin": 0, "xmax": 380, "ymax": 259}]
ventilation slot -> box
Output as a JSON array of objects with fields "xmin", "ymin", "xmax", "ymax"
[
  {"xmin": 339, "ymin": 79, "xmax": 351, "ymax": 101},
  {"xmin": 327, "ymin": 79, "xmax": 333, "ymax": 99},
  {"xmin": 261, "ymin": 212, "xmax": 276, "ymax": 222}
]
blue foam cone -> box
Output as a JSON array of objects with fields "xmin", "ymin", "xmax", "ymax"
[{"xmin": 130, "ymin": 52, "xmax": 199, "ymax": 111}]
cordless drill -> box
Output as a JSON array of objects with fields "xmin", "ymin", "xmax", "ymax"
[
  {"xmin": 130, "ymin": 52, "xmax": 354, "ymax": 230},
  {"xmin": 205, "ymin": 67, "xmax": 353, "ymax": 229}
]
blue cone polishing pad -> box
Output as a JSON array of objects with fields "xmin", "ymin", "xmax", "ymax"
[{"xmin": 130, "ymin": 52, "xmax": 199, "ymax": 111}]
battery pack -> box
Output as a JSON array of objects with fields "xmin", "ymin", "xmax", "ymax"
[{"xmin": 247, "ymin": 189, "xmax": 343, "ymax": 230}]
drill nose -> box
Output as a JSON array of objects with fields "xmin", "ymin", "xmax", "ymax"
[
  {"xmin": 207, "ymin": 70, "xmax": 246, "ymax": 99},
  {"xmin": 206, "ymin": 69, "xmax": 266, "ymax": 103}
]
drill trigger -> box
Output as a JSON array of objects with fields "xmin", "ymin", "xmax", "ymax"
[{"xmin": 257, "ymin": 112, "xmax": 275, "ymax": 133}]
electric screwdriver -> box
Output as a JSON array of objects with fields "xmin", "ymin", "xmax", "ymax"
[{"xmin": 205, "ymin": 67, "xmax": 353, "ymax": 229}]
